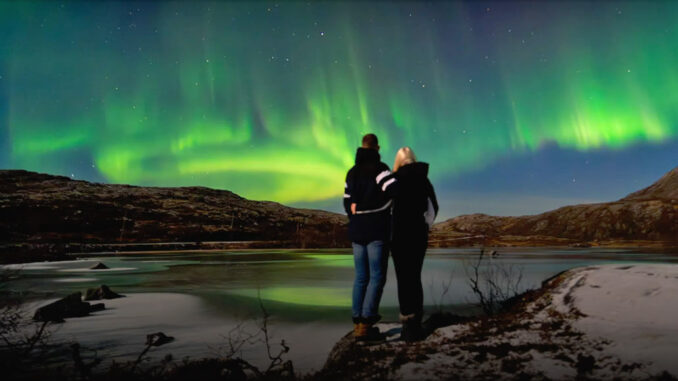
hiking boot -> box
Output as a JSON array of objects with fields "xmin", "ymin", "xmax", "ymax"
[
  {"xmin": 400, "ymin": 322, "xmax": 423, "ymax": 342},
  {"xmin": 353, "ymin": 324, "xmax": 368, "ymax": 340},
  {"xmin": 356, "ymin": 322, "xmax": 383, "ymax": 343},
  {"xmin": 365, "ymin": 324, "xmax": 381, "ymax": 339},
  {"xmin": 352, "ymin": 317, "xmax": 363, "ymax": 338},
  {"xmin": 354, "ymin": 323, "xmax": 368, "ymax": 341},
  {"xmin": 354, "ymin": 315, "xmax": 384, "ymax": 342},
  {"xmin": 400, "ymin": 313, "xmax": 424, "ymax": 343}
]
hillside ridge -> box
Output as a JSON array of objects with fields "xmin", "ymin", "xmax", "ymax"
[{"xmin": 431, "ymin": 166, "xmax": 678, "ymax": 247}]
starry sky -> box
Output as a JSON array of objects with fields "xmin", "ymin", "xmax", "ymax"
[{"xmin": 1, "ymin": 1, "xmax": 677, "ymax": 220}]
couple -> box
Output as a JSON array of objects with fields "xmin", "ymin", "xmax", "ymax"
[{"xmin": 343, "ymin": 133, "xmax": 438, "ymax": 342}]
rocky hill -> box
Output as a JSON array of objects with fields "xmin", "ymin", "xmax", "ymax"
[
  {"xmin": 430, "ymin": 166, "xmax": 678, "ymax": 247},
  {"xmin": 621, "ymin": 166, "xmax": 678, "ymax": 201},
  {"xmin": 2, "ymin": 166, "xmax": 676, "ymax": 262},
  {"xmin": 0, "ymin": 170, "xmax": 348, "ymax": 262}
]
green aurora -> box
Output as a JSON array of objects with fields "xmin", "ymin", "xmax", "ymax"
[{"xmin": 2, "ymin": 2, "xmax": 678, "ymax": 204}]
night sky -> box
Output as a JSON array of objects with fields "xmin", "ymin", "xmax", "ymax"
[{"xmin": 2, "ymin": 1, "xmax": 677, "ymax": 219}]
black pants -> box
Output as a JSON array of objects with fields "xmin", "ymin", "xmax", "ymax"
[{"xmin": 391, "ymin": 236, "xmax": 428, "ymax": 317}]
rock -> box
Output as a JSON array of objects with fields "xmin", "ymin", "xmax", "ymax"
[
  {"xmin": 33, "ymin": 292, "xmax": 105, "ymax": 322},
  {"xmin": 89, "ymin": 262, "xmax": 109, "ymax": 270},
  {"xmin": 146, "ymin": 332, "xmax": 174, "ymax": 347},
  {"xmin": 84, "ymin": 285, "xmax": 124, "ymax": 301},
  {"xmin": 422, "ymin": 312, "xmax": 470, "ymax": 335},
  {"xmin": 323, "ymin": 331, "xmax": 355, "ymax": 371},
  {"xmin": 90, "ymin": 303, "xmax": 106, "ymax": 312},
  {"xmin": 576, "ymin": 353, "xmax": 596, "ymax": 374}
]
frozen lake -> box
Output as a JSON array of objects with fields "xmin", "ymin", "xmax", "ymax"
[{"xmin": 4, "ymin": 247, "xmax": 678, "ymax": 373}]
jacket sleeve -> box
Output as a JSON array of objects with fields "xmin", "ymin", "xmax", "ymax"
[
  {"xmin": 423, "ymin": 177, "xmax": 439, "ymax": 230},
  {"xmin": 426, "ymin": 178, "xmax": 439, "ymax": 216},
  {"xmin": 375, "ymin": 167, "xmax": 398, "ymax": 199},
  {"xmin": 354, "ymin": 165, "xmax": 398, "ymax": 212},
  {"xmin": 343, "ymin": 170, "xmax": 354, "ymax": 215}
]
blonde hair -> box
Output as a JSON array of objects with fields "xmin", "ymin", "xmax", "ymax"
[{"xmin": 393, "ymin": 146, "xmax": 417, "ymax": 172}]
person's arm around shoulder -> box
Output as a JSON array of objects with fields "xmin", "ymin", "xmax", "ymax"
[
  {"xmin": 353, "ymin": 163, "xmax": 397, "ymax": 213},
  {"xmin": 375, "ymin": 163, "xmax": 398, "ymax": 199}
]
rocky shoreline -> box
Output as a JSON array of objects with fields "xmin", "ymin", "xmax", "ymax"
[
  {"xmin": 0, "ymin": 240, "xmax": 304, "ymax": 264},
  {"xmin": 4, "ymin": 264, "xmax": 678, "ymax": 380},
  {"xmin": 317, "ymin": 265, "xmax": 678, "ymax": 380},
  {"xmin": 5, "ymin": 240, "xmax": 678, "ymax": 266}
]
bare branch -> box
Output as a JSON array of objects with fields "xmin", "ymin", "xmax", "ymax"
[{"xmin": 465, "ymin": 248, "xmax": 526, "ymax": 315}]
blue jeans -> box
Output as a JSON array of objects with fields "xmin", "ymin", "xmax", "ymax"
[{"xmin": 352, "ymin": 240, "xmax": 388, "ymax": 319}]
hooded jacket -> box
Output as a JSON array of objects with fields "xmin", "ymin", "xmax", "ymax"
[
  {"xmin": 390, "ymin": 162, "xmax": 439, "ymax": 241},
  {"xmin": 343, "ymin": 148, "xmax": 394, "ymax": 244}
]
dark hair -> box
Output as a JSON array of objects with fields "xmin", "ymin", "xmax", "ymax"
[{"xmin": 361, "ymin": 133, "xmax": 379, "ymax": 149}]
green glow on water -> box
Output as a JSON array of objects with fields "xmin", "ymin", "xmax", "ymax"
[
  {"xmin": 304, "ymin": 254, "xmax": 354, "ymax": 267},
  {"xmin": 232, "ymin": 287, "xmax": 350, "ymax": 307}
]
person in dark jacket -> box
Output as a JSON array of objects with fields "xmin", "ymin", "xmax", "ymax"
[
  {"xmin": 389, "ymin": 146, "xmax": 439, "ymax": 342},
  {"xmin": 343, "ymin": 133, "xmax": 395, "ymax": 341}
]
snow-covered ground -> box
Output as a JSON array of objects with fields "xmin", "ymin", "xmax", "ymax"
[
  {"xmin": 553, "ymin": 264, "xmax": 678, "ymax": 377},
  {"xmin": 327, "ymin": 264, "xmax": 678, "ymax": 380}
]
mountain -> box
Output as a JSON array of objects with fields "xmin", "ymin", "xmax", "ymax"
[
  {"xmin": 430, "ymin": 166, "xmax": 678, "ymax": 247},
  {"xmin": 621, "ymin": 167, "xmax": 678, "ymax": 201},
  {"xmin": 2, "ymin": 166, "xmax": 676, "ymax": 263},
  {"xmin": 0, "ymin": 170, "xmax": 348, "ymax": 262}
]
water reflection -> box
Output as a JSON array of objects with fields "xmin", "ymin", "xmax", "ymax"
[
  {"xmin": 3, "ymin": 247, "xmax": 677, "ymax": 371},
  {"xmin": 6, "ymin": 248, "xmax": 678, "ymax": 312}
]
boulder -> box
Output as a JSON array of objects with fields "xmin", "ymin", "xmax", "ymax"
[
  {"xmin": 84, "ymin": 285, "xmax": 124, "ymax": 301},
  {"xmin": 33, "ymin": 292, "xmax": 105, "ymax": 322},
  {"xmin": 146, "ymin": 332, "xmax": 175, "ymax": 347},
  {"xmin": 89, "ymin": 262, "xmax": 109, "ymax": 270},
  {"xmin": 90, "ymin": 303, "xmax": 106, "ymax": 312}
]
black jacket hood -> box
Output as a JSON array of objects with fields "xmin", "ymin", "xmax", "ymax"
[
  {"xmin": 355, "ymin": 147, "xmax": 381, "ymax": 164},
  {"xmin": 345, "ymin": 147, "xmax": 391, "ymax": 243},
  {"xmin": 396, "ymin": 162, "xmax": 429, "ymax": 178}
]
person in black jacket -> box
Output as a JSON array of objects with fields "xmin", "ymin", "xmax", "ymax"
[
  {"xmin": 343, "ymin": 133, "xmax": 395, "ymax": 341},
  {"xmin": 389, "ymin": 146, "xmax": 439, "ymax": 342}
]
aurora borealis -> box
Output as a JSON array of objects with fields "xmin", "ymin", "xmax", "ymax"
[{"xmin": 2, "ymin": 1, "xmax": 678, "ymax": 217}]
